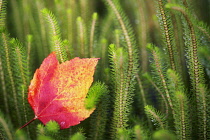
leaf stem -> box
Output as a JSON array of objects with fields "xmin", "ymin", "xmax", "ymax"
[{"xmin": 18, "ymin": 116, "xmax": 37, "ymax": 130}]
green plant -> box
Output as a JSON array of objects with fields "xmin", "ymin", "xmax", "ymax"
[{"xmin": 1, "ymin": 0, "xmax": 210, "ymax": 139}]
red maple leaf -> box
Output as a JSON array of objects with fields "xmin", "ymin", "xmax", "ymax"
[{"xmin": 20, "ymin": 52, "xmax": 99, "ymax": 129}]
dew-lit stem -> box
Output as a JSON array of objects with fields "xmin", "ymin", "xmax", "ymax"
[{"xmin": 158, "ymin": 0, "xmax": 176, "ymax": 71}]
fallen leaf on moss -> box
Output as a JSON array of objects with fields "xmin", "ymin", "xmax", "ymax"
[{"xmin": 20, "ymin": 52, "xmax": 99, "ymax": 129}]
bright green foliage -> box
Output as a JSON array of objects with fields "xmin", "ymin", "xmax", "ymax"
[
  {"xmin": 41, "ymin": 8, "xmax": 68, "ymax": 62},
  {"xmin": 85, "ymin": 82, "xmax": 107, "ymax": 110},
  {"xmin": 173, "ymin": 91, "xmax": 191, "ymax": 140},
  {"xmin": 144, "ymin": 105, "xmax": 166, "ymax": 130},
  {"xmin": 10, "ymin": 38, "xmax": 29, "ymax": 85},
  {"xmin": 1, "ymin": 0, "xmax": 210, "ymax": 139},
  {"xmin": 0, "ymin": 32, "xmax": 20, "ymax": 124},
  {"xmin": 166, "ymin": 69, "xmax": 191, "ymax": 139},
  {"xmin": 152, "ymin": 129, "xmax": 176, "ymax": 140},
  {"xmin": 36, "ymin": 121, "xmax": 63, "ymax": 140},
  {"xmin": 105, "ymin": 0, "xmax": 139, "ymax": 138},
  {"xmin": 134, "ymin": 125, "xmax": 148, "ymax": 140},
  {"xmin": 167, "ymin": 69, "xmax": 185, "ymax": 93},
  {"xmin": 45, "ymin": 121, "xmax": 60, "ymax": 133},
  {"xmin": 116, "ymin": 128, "xmax": 132, "ymax": 140},
  {"xmin": 0, "ymin": 32, "xmax": 33, "ymax": 129},
  {"xmin": 37, "ymin": 135, "xmax": 53, "ymax": 140},
  {"xmin": 109, "ymin": 44, "xmax": 137, "ymax": 138},
  {"xmin": 109, "ymin": 44, "xmax": 128, "ymax": 136},
  {"xmin": 88, "ymin": 83, "xmax": 110, "ymax": 140},
  {"xmin": 70, "ymin": 132, "xmax": 86, "ymax": 140},
  {"xmin": 0, "ymin": 0, "xmax": 7, "ymax": 29},
  {"xmin": 15, "ymin": 130, "xmax": 28, "ymax": 140}
]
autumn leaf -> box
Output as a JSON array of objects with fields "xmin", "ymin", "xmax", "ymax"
[{"xmin": 20, "ymin": 52, "xmax": 99, "ymax": 129}]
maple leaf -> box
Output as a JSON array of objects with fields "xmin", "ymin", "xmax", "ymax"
[{"xmin": 20, "ymin": 52, "xmax": 99, "ymax": 129}]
